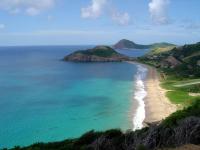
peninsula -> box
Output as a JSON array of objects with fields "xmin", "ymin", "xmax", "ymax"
[{"xmin": 63, "ymin": 46, "xmax": 134, "ymax": 62}]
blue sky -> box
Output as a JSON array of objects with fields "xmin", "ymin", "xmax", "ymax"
[{"xmin": 0, "ymin": 0, "xmax": 199, "ymax": 46}]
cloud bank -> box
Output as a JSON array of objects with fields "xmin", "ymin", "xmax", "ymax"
[
  {"xmin": 149, "ymin": 0, "xmax": 170, "ymax": 24},
  {"xmin": 0, "ymin": 0, "xmax": 55, "ymax": 16},
  {"xmin": 81, "ymin": 0, "xmax": 130, "ymax": 26}
]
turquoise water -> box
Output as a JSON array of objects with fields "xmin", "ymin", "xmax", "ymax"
[{"xmin": 0, "ymin": 46, "xmax": 147, "ymax": 148}]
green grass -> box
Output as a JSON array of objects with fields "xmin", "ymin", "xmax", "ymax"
[
  {"xmin": 161, "ymin": 78, "xmax": 200, "ymax": 106},
  {"xmin": 173, "ymin": 79, "xmax": 200, "ymax": 87},
  {"xmin": 149, "ymin": 46, "xmax": 175, "ymax": 55},
  {"xmin": 166, "ymin": 91, "xmax": 192, "ymax": 104},
  {"xmin": 179, "ymin": 84, "xmax": 200, "ymax": 93}
]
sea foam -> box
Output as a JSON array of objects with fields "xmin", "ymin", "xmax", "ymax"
[{"xmin": 133, "ymin": 65, "xmax": 148, "ymax": 131}]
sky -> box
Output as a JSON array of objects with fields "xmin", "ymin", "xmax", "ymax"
[{"xmin": 0, "ymin": 0, "xmax": 199, "ymax": 46}]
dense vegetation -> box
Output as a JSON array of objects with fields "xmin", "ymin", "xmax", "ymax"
[
  {"xmin": 63, "ymin": 46, "xmax": 133, "ymax": 62},
  {"xmin": 139, "ymin": 42, "xmax": 200, "ymax": 78},
  {"xmin": 162, "ymin": 99, "xmax": 200, "ymax": 127},
  {"xmin": 7, "ymin": 99, "xmax": 200, "ymax": 150},
  {"xmin": 138, "ymin": 42, "xmax": 200, "ymax": 106},
  {"xmin": 74, "ymin": 46, "xmax": 119, "ymax": 57}
]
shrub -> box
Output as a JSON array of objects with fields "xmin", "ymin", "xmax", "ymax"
[
  {"xmin": 162, "ymin": 98, "xmax": 200, "ymax": 127},
  {"xmin": 75, "ymin": 130, "xmax": 103, "ymax": 146}
]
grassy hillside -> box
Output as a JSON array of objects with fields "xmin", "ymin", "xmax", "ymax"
[
  {"xmin": 161, "ymin": 78, "xmax": 200, "ymax": 106},
  {"xmin": 139, "ymin": 42, "xmax": 200, "ymax": 106},
  {"xmin": 148, "ymin": 45, "xmax": 176, "ymax": 55},
  {"xmin": 140, "ymin": 42, "xmax": 200, "ymax": 78}
]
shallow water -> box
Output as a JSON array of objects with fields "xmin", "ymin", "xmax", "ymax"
[{"xmin": 0, "ymin": 46, "xmax": 148, "ymax": 148}]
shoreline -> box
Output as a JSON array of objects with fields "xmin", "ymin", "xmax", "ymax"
[
  {"xmin": 127, "ymin": 61, "xmax": 177, "ymax": 129},
  {"xmin": 143, "ymin": 64, "xmax": 177, "ymax": 123}
]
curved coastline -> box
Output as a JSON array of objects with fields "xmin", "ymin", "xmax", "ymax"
[{"xmin": 127, "ymin": 61, "xmax": 177, "ymax": 130}]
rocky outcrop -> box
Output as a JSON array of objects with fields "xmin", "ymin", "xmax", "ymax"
[
  {"xmin": 63, "ymin": 46, "xmax": 134, "ymax": 62},
  {"xmin": 161, "ymin": 56, "xmax": 182, "ymax": 68}
]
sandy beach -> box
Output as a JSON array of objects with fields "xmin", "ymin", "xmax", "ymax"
[{"xmin": 144, "ymin": 65, "xmax": 177, "ymax": 123}]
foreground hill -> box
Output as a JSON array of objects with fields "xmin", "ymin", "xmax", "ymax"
[
  {"xmin": 63, "ymin": 46, "xmax": 133, "ymax": 62},
  {"xmin": 9, "ymin": 100, "xmax": 200, "ymax": 150},
  {"xmin": 113, "ymin": 39, "xmax": 175, "ymax": 50},
  {"xmin": 139, "ymin": 42, "xmax": 200, "ymax": 77}
]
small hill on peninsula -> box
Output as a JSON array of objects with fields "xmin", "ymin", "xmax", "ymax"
[{"xmin": 63, "ymin": 46, "xmax": 134, "ymax": 62}]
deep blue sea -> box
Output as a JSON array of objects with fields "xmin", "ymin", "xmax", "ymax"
[{"xmin": 0, "ymin": 46, "xmax": 149, "ymax": 148}]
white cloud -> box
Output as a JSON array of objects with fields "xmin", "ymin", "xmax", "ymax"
[
  {"xmin": 0, "ymin": 24, "xmax": 5, "ymax": 29},
  {"xmin": 149, "ymin": 0, "xmax": 170, "ymax": 25},
  {"xmin": 0, "ymin": 0, "xmax": 55, "ymax": 16},
  {"xmin": 81, "ymin": 0, "xmax": 130, "ymax": 26},
  {"xmin": 111, "ymin": 11, "xmax": 130, "ymax": 26},
  {"xmin": 81, "ymin": 0, "xmax": 107, "ymax": 19}
]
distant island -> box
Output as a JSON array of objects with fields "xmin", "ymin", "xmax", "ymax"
[
  {"xmin": 113, "ymin": 39, "xmax": 175, "ymax": 50},
  {"xmin": 113, "ymin": 39, "xmax": 149, "ymax": 49},
  {"xmin": 63, "ymin": 46, "xmax": 134, "ymax": 62}
]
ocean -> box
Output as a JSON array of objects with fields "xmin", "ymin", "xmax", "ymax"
[{"xmin": 0, "ymin": 46, "xmax": 149, "ymax": 148}]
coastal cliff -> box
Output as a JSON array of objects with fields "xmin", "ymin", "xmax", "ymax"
[{"xmin": 63, "ymin": 46, "xmax": 134, "ymax": 62}]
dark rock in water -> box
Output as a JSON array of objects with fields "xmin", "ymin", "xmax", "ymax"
[{"xmin": 63, "ymin": 46, "xmax": 135, "ymax": 62}]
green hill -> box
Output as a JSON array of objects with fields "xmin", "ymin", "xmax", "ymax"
[
  {"xmin": 63, "ymin": 46, "xmax": 133, "ymax": 62},
  {"xmin": 149, "ymin": 42, "xmax": 176, "ymax": 55},
  {"xmin": 140, "ymin": 42, "xmax": 200, "ymax": 78}
]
